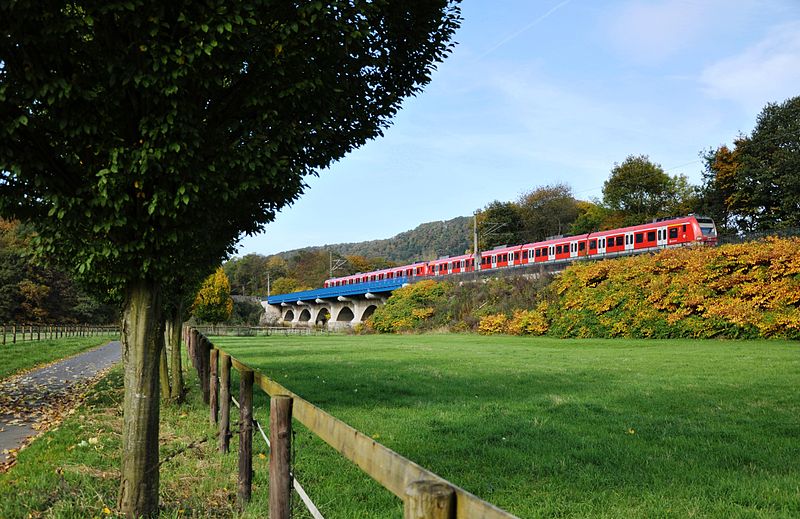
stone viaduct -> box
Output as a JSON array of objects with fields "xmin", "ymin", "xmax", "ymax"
[{"xmin": 261, "ymin": 278, "xmax": 406, "ymax": 330}]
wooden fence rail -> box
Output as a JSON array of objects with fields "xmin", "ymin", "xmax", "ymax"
[
  {"xmin": 188, "ymin": 328, "xmax": 519, "ymax": 519},
  {"xmin": 0, "ymin": 323, "xmax": 120, "ymax": 345}
]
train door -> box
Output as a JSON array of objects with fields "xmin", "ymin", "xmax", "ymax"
[
  {"xmin": 625, "ymin": 232, "xmax": 634, "ymax": 251},
  {"xmin": 597, "ymin": 237, "xmax": 606, "ymax": 254},
  {"xmin": 491, "ymin": 255, "xmax": 497, "ymax": 269},
  {"xmin": 570, "ymin": 242, "xmax": 578, "ymax": 258},
  {"xmin": 657, "ymin": 227, "xmax": 668, "ymax": 247},
  {"xmin": 548, "ymin": 245, "xmax": 555, "ymax": 261}
]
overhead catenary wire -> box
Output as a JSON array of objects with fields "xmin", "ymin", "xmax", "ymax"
[{"xmin": 231, "ymin": 395, "xmax": 325, "ymax": 519}]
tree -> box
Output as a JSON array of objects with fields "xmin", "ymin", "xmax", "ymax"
[
  {"xmin": 736, "ymin": 96, "xmax": 800, "ymax": 230},
  {"xmin": 699, "ymin": 143, "xmax": 743, "ymax": 235},
  {"xmin": 569, "ymin": 200, "xmax": 616, "ymax": 234},
  {"xmin": 192, "ymin": 267, "xmax": 233, "ymax": 323},
  {"xmin": 603, "ymin": 155, "xmax": 687, "ymax": 224},
  {"xmin": 477, "ymin": 200, "xmax": 523, "ymax": 250},
  {"xmin": 517, "ymin": 183, "xmax": 579, "ymax": 241},
  {"xmin": 0, "ymin": 2, "xmax": 460, "ymax": 516}
]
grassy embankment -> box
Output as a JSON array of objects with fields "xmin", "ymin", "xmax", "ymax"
[
  {"xmin": 0, "ymin": 335, "xmax": 119, "ymax": 380},
  {"xmin": 1, "ymin": 334, "xmax": 797, "ymax": 518}
]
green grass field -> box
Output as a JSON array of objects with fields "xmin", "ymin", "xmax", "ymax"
[
  {"xmin": 0, "ymin": 335, "xmax": 119, "ymax": 380},
  {"xmin": 211, "ymin": 334, "xmax": 800, "ymax": 518}
]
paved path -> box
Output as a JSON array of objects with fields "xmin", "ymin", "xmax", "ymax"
[{"xmin": 0, "ymin": 341, "xmax": 121, "ymax": 467}]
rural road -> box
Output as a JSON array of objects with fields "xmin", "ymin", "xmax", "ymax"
[{"xmin": 0, "ymin": 341, "xmax": 121, "ymax": 468}]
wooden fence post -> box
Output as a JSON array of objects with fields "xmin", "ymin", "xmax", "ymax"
[
  {"xmin": 200, "ymin": 336, "xmax": 211, "ymax": 405},
  {"xmin": 404, "ymin": 481, "xmax": 455, "ymax": 519},
  {"xmin": 218, "ymin": 352, "xmax": 232, "ymax": 453},
  {"xmin": 209, "ymin": 348, "xmax": 219, "ymax": 426},
  {"xmin": 37, "ymin": 325, "xmax": 40, "ymax": 341},
  {"xmin": 269, "ymin": 395, "xmax": 293, "ymax": 519},
  {"xmin": 238, "ymin": 368, "xmax": 254, "ymax": 508},
  {"xmin": 13, "ymin": 324, "xmax": 16, "ymax": 344}
]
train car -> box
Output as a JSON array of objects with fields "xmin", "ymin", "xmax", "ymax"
[
  {"xmin": 428, "ymin": 253, "xmax": 475, "ymax": 276},
  {"xmin": 479, "ymin": 244, "xmax": 524, "ymax": 270}
]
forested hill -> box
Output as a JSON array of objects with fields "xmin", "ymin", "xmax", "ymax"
[{"xmin": 277, "ymin": 216, "xmax": 472, "ymax": 264}]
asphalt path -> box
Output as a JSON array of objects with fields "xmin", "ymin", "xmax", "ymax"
[{"xmin": 0, "ymin": 341, "xmax": 121, "ymax": 467}]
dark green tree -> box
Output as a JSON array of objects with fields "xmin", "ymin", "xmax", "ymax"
[
  {"xmin": 517, "ymin": 183, "xmax": 579, "ymax": 241},
  {"xmin": 0, "ymin": 2, "xmax": 460, "ymax": 516},
  {"xmin": 477, "ymin": 200, "xmax": 523, "ymax": 250},
  {"xmin": 603, "ymin": 155, "xmax": 688, "ymax": 225},
  {"xmin": 736, "ymin": 96, "xmax": 800, "ymax": 230}
]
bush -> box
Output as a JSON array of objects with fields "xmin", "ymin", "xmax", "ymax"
[
  {"xmin": 506, "ymin": 307, "xmax": 549, "ymax": 336},
  {"xmin": 478, "ymin": 313, "xmax": 509, "ymax": 335}
]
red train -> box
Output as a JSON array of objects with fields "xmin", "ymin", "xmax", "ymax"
[{"xmin": 323, "ymin": 215, "xmax": 718, "ymax": 288}]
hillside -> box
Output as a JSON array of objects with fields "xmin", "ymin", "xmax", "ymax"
[{"xmin": 276, "ymin": 216, "xmax": 472, "ymax": 264}]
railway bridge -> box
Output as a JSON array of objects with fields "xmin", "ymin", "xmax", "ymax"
[{"xmin": 262, "ymin": 278, "xmax": 408, "ymax": 330}]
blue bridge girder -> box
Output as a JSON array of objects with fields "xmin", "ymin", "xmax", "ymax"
[{"xmin": 266, "ymin": 277, "xmax": 409, "ymax": 305}]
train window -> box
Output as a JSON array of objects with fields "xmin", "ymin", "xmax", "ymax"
[
  {"xmin": 635, "ymin": 233, "xmax": 643, "ymax": 244},
  {"xmin": 556, "ymin": 245, "xmax": 562, "ymax": 254},
  {"xmin": 669, "ymin": 228, "xmax": 678, "ymax": 239},
  {"xmin": 647, "ymin": 231, "xmax": 656, "ymax": 241},
  {"xmin": 589, "ymin": 240, "xmax": 596, "ymax": 249},
  {"xmin": 682, "ymin": 224, "xmax": 686, "ymax": 232},
  {"xmin": 579, "ymin": 242, "xmax": 585, "ymax": 251},
  {"xmin": 614, "ymin": 236, "xmax": 622, "ymax": 246},
  {"xmin": 534, "ymin": 249, "xmax": 539, "ymax": 257}
]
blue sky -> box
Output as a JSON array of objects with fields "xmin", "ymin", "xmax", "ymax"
[{"xmin": 237, "ymin": 0, "xmax": 800, "ymax": 257}]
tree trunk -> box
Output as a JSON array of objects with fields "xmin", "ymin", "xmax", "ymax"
[
  {"xmin": 164, "ymin": 304, "xmax": 185, "ymax": 403},
  {"xmin": 118, "ymin": 280, "xmax": 163, "ymax": 518},
  {"xmin": 159, "ymin": 331, "xmax": 171, "ymax": 401}
]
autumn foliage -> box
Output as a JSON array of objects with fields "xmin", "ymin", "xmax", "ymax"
[
  {"xmin": 545, "ymin": 237, "xmax": 800, "ymax": 339},
  {"xmin": 191, "ymin": 267, "xmax": 234, "ymax": 324}
]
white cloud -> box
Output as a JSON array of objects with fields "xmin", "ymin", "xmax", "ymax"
[{"xmin": 700, "ymin": 22, "xmax": 800, "ymax": 114}]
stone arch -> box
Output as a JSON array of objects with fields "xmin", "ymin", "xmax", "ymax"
[
  {"xmin": 336, "ymin": 306, "xmax": 355, "ymax": 322},
  {"xmin": 316, "ymin": 308, "xmax": 330, "ymax": 325},
  {"xmin": 298, "ymin": 309, "xmax": 311, "ymax": 322},
  {"xmin": 360, "ymin": 304, "xmax": 378, "ymax": 322},
  {"xmin": 283, "ymin": 309, "xmax": 295, "ymax": 321}
]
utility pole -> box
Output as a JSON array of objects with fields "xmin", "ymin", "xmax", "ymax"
[{"xmin": 473, "ymin": 211, "xmax": 481, "ymax": 270}]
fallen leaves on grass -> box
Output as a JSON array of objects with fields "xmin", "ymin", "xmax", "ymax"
[{"xmin": 0, "ymin": 366, "xmax": 115, "ymax": 472}]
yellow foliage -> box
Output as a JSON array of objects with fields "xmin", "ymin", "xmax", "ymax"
[
  {"xmin": 478, "ymin": 314, "xmax": 509, "ymax": 335},
  {"xmin": 549, "ymin": 237, "xmax": 800, "ymax": 339}
]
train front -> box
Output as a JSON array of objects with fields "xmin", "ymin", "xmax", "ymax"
[{"xmin": 694, "ymin": 216, "xmax": 718, "ymax": 245}]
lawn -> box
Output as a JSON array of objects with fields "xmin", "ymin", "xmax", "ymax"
[
  {"xmin": 210, "ymin": 334, "xmax": 800, "ymax": 518},
  {"xmin": 0, "ymin": 335, "xmax": 120, "ymax": 380}
]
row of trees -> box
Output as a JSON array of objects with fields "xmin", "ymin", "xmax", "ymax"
[
  {"xmin": 479, "ymin": 95, "xmax": 800, "ymax": 248},
  {"xmin": 0, "ymin": 1, "xmax": 461, "ymax": 516}
]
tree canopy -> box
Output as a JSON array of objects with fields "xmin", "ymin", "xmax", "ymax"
[
  {"xmin": 701, "ymin": 96, "xmax": 800, "ymax": 234},
  {"xmin": 0, "ymin": 2, "xmax": 461, "ymax": 516},
  {"xmin": 602, "ymin": 155, "xmax": 693, "ymax": 225}
]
